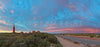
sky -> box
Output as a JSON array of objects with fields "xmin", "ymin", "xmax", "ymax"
[{"xmin": 0, "ymin": 0, "xmax": 100, "ymax": 33}]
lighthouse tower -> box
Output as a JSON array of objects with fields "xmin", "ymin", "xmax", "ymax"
[{"xmin": 13, "ymin": 24, "xmax": 15, "ymax": 33}]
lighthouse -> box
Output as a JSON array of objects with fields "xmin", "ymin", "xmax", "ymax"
[{"xmin": 13, "ymin": 24, "xmax": 15, "ymax": 33}]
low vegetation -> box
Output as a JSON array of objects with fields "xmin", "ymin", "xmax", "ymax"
[
  {"xmin": 97, "ymin": 34, "xmax": 100, "ymax": 38},
  {"xmin": 58, "ymin": 33, "xmax": 100, "ymax": 38},
  {"xmin": 0, "ymin": 33, "xmax": 62, "ymax": 47},
  {"xmin": 89, "ymin": 34, "xmax": 96, "ymax": 38}
]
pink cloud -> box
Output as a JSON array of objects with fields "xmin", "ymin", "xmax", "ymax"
[
  {"xmin": 0, "ymin": 6, "xmax": 3, "ymax": 9},
  {"xmin": 46, "ymin": 26, "xmax": 58, "ymax": 30},
  {"xmin": 66, "ymin": 4, "xmax": 79, "ymax": 12},
  {"xmin": 46, "ymin": 27, "xmax": 100, "ymax": 33},
  {"xmin": 0, "ymin": 2, "xmax": 4, "ymax": 6},
  {"xmin": 76, "ymin": 2, "xmax": 88, "ymax": 12},
  {"xmin": 33, "ymin": 23, "xmax": 37, "ymax": 26},
  {"xmin": 0, "ymin": 20, "xmax": 6, "ymax": 24},
  {"xmin": 78, "ymin": 15, "xmax": 88, "ymax": 20},
  {"xmin": 46, "ymin": 24, "xmax": 57, "ymax": 27},
  {"xmin": 0, "ymin": 1, "xmax": 4, "ymax": 10},
  {"xmin": 33, "ymin": 9, "xmax": 38, "ymax": 14},
  {"xmin": 0, "ymin": 2, "xmax": 5, "ymax": 12},
  {"xmin": 33, "ymin": 17, "xmax": 36, "ymax": 20},
  {"xmin": 31, "ymin": 7, "xmax": 35, "ymax": 10},
  {"xmin": 10, "ymin": 10, "xmax": 14, "ymax": 14}
]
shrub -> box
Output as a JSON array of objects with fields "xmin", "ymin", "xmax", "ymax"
[
  {"xmin": 97, "ymin": 34, "xmax": 100, "ymax": 38},
  {"xmin": 55, "ymin": 44, "xmax": 63, "ymax": 47},
  {"xmin": 89, "ymin": 34, "xmax": 96, "ymax": 38},
  {"xmin": 47, "ymin": 35, "xmax": 58, "ymax": 44},
  {"xmin": 39, "ymin": 40, "xmax": 50, "ymax": 47}
]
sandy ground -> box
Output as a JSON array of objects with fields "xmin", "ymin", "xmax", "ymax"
[
  {"xmin": 68, "ymin": 36, "xmax": 100, "ymax": 41},
  {"xmin": 56, "ymin": 36, "xmax": 83, "ymax": 47}
]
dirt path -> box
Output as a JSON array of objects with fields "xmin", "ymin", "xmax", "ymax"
[{"xmin": 56, "ymin": 36, "xmax": 83, "ymax": 47}]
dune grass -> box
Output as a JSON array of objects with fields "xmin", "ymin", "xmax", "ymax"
[{"xmin": 0, "ymin": 33, "xmax": 62, "ymax": 47}]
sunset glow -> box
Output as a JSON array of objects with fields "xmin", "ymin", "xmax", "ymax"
[{"xmin": 0, "ymin": 0, "xmax": 100, "ymax": 33}]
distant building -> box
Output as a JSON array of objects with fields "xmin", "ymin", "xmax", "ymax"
[
  {"xmin": 25, "ymin": 32, "xmax": 27, "ymax": 34},
  {"xmin": 20, "ymin": 32, "xmax": 23, "ymax": 34},
  {"xmin": 37, "ymin": 31, "xmax": 40, "ymax": 33},
  {"xmin": 32, "ymin": 31, "xmax": 35, "ymax": 33}
]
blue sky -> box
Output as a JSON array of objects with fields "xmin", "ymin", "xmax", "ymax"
[{"xmin": 0, "ymin": 0, "xmax": 100, "ymax": 33}]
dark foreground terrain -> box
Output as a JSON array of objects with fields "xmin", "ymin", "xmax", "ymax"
[{"xmin": 0, "ymin": 33, "xmax": 62, "ymax": 47}]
